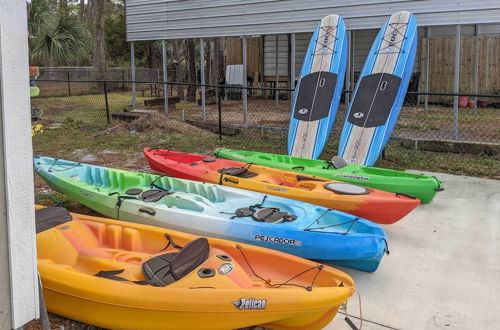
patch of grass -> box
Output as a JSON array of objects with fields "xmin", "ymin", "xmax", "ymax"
[
  {"xmin": 32, "ymin": 118, "xmax": 499, "ymax": 179},
  {"xmin": 32, "ymin": 92, "xmax": 151, "ymax": 124}
]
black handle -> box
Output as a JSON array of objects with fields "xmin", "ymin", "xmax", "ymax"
[
  {"xmin": 292, "ymin": 166, "xmax": 305, "ymax": 171},
  {"xmin": 223, "ymin": 177, "xmax": 239, "ymax": 184},
  {"xmin": 139, "ymin": 208, "xmax": 156, "ymax": 216},
  {"xmin": 396, "ymin": 192, "xmax": 417, "ymax": 199}
]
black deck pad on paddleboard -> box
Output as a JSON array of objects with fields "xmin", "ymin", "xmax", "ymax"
[
  {"xmin": 293, "ymin": 71, "xmax": 338, "ymax": 122},
  {"xmin": 347, "ymin": 73, "xmax": 401, "ymax": 127}
]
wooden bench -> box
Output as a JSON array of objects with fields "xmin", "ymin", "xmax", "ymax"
[{"xmin": 144, "ymin": 96, "xmax": 180, "ymax": 107}]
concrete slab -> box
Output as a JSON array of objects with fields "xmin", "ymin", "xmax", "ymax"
[{"xmin": 327, "ymin": 172, "xmax": 500, "ymax": 330}]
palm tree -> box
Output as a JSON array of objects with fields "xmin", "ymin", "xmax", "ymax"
[{"xmin": 28, "ymin": 0, "xmax": 92, "ymax": 66}]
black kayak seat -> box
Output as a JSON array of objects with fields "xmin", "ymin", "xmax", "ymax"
[
  {"xmin": 35, "ymin": 207, "xmax": 73, "ymax": 234},
  {"xmin": 232, "ymin": 207, "xmax": 296, "ymax": 224},
  {"xmin": 217, "ymin": 167, "xmax": 258, "ymax": 178},
  {"xmin": 330, "ymin": 156, "xmax": 348, "ymax": 169},
  {"xmin": 142, "ymin": 237, "xmax": 210, "ymax": 286},
  {"xmin": 96, "ymin": 237, "xmax": 210, "ymax": 287},
  {"xmin": 253, "ymin": 208, "xmax": 297, "ymax": 223}
]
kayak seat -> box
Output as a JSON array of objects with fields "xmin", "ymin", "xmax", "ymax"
[
  {"xmin": 253, "ymin": 208, "xmax": 297, "ymax": 223},
  {"xmin": 142, "ymin": 237, "xmax": 211, "ymax": 286},
  {"xmin": 217, "ymin": 167, "xmax": 258, "ymax": 178},
  {"xmin": 96, "ymin": 237, "xmax": 210, "ymax": 287},
  {"xmin": 232, "ymin": 207, "xmax": 296, "ymax": 224},
  {"xmin": 330, "ymin": 156, "xmax": 348, "ymax": 169}
]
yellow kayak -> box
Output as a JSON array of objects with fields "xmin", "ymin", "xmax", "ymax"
[{"xmin": 36, "ymin": 205, "xmax": 355, "ymax": 329}]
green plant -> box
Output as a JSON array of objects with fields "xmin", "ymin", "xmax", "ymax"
[{"xmin": 28, "ymin": 0, "xmax": 93, "ymax": 65}]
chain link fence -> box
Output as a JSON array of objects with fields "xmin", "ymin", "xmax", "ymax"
[{"xmin": 31, "ymin": 79, "xmax": 500, "ymax": 177}]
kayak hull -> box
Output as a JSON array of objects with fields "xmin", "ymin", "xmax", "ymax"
[
  {"xmin": 215, "ymin": 148, "xmax": 443, "ymax": 203},
  {"xmin": 37, "ymin": 207, "xmax": 355, "ymax": 330},
  {"xmin": 34, "ymin": 156, "xmax": 388, "ymax": 272},
  {"xmin": 144, "ymin": 149, "xmax": 420, "ymax": 224}
]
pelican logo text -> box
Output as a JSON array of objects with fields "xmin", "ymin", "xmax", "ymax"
[
  {"xmin": 353, "ymin": 112, "xmax": 364, "ymax": 119},
  {"xmin": 232, "ymin": 298, "xmax": 267, "ymax": 310},
  {"xmin": 298, "ymin": 108, "xmax": 309, "ymax": 115}
]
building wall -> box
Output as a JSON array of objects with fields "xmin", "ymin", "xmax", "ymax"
[{"xmin": 126, "ymin": 0, "xmax": 500, "ymax": 41}]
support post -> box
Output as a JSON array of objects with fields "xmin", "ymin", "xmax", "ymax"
[
  {"xmin": 473, "ymin": 24, "xmax": 479, "ymax": 115},
  {"xmin": 351, "ymin": 30, "xmax": 355, "ymax": 90},
  {"xmin": 217, "ymin": 87, "xmax": 223, "ymax": 139},
  {"xmin": 161, "ymin": 40, "xmax": 169, "ymax": 115},
  {"xmin": 425, "ymin": 26, "xmax": 430, "ymax": 114},
  {"xmin": 67, "ymin": 71, "xmax": 71, "ymax": 96},
  {"xmin": 242, "ymin": 36, "xmax": 248, "ymax": 125},
  {"xmin": 290, "ymin": 33, "xmax": 296, "ymax": 91},
  {"xmin": 131, "ymin": 41, "xmax": 137, "ymax": 109},
  {"xmin": 345, "ymin": 30, "xmax": 352, "ymax": 105},
  {"xmin": 453, "ymin": 25, "xmax": 461, "ymax": 140},
  {"xmin": 200, "ymin": 38, "xmax": 206, "ymax": 120},
  {"xmin": 103, "ymin": 80, "xmax": 110, "ymax": 124},
  {"xmin": 0, "ymin": 0, "xmax": 39, "ymax": 327},
  {"xmin": 275, "ymin": 34, "xmax": 279, "ymax": 106}
]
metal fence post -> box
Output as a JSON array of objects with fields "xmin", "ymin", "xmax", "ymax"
[
  {"xmin": 453, "ymin": 25, "xmax": 461, "ymax": 140},
  {"xmin": 425, "ymin": 26, "xmax": 430, "ymax": 114},
  {"xmin": 275, "ymin": 34, "xmax": 279, "ymax": 107},
  {"xmin": 200, "ymin": 38, "xmax": 206, "ymax": 120},
  {"xmin": 131, "ymin": 41, "xmax": 137, "ymax": 109},
  {"xmin": 473, "ymin": 24, "xmax": 479, "ymax": 116},
  {"xmin": 103, "ymin": 80, "xmax": 110, "ymax": 124},
  {"xmin": 217, "ymin": 86, "xmax": 222, "ymax": 139},
  {"xmin": 242, "ymin": 36, "xmax": 248, "ymax": 126},
  {"xmin": 67, "ymin": 71, "xmax": 71, "ymax": 96},
  {"xmin": 161, "ymin": 40, "xmax": 169, "ymax": 116}
]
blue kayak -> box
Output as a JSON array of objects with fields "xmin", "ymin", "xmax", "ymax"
[
  {"xmin": 288, "ymin": 14, "xmax": 347, "ymax": 159},
  {"xmin": 34, "ymin": 156, "xmax": 388, "ymax": 272},
  {"xmin": 339, "ymin": 11, "xmax": 418, "ymax": 166}
]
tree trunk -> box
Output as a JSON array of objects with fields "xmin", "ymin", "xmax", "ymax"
[
  {"xmin": 186, "ymin": 39, "xmax": 197, "ymax": 102},
  {"xmin": 91, "ymin": 0, "xmax": 107, "ymax": 79},
  {"xmin": 216, "ymin": 37, "xmax": 225, "ymax": 84},
  {"xmin": 59, "ymin": 0, "xmax": 69, "ymax": 17},
  {"xmin": 78, "ymin": 0, "xmax": 85, "ymax": 20},
  {"xmin": 173, "ymin": 40, "xmax": 184, "ymax": 100}
]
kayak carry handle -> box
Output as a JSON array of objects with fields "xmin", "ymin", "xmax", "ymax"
[
  {"xmin": 395, "ymin": 192, "xmax": 417, "ymax": 199},
  {"xmin": 139, "ymin": 207, "xmax": 156, "ymax": 216}
]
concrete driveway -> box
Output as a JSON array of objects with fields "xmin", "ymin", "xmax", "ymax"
[{"xmin": 328, "ymin": 172, "xmax": 500, "ymax": 329}]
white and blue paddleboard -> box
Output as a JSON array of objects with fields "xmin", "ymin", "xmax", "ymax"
[
  {"xmin": 338, "ymin": 11, "xmax": 417, "ymax": 166},
  {"xmin": 288, "ymin": 15, "xmax": 347, "ymax": 159}
]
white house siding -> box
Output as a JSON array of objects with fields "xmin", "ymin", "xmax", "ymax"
[{"xmin": 126, "ymin": 0, "xmax": 500, "ymax": 41}]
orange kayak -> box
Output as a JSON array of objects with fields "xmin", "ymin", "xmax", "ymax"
[
  {"xmin": 36, "ymin": 205, "xmax": 354, "ymax": 329},
  {"xmin": 144, "ymin": 148, "xmax": 420, "ymax": 224}
]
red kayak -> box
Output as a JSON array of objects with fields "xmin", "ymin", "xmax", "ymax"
[{"xmin": 144, "ymin": 148, "xmax": 420, "ymax": 225}]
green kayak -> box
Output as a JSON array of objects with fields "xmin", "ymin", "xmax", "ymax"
[{"xmin": 214, "ymin": 148, "xmax": 444, "ymax": 203}]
